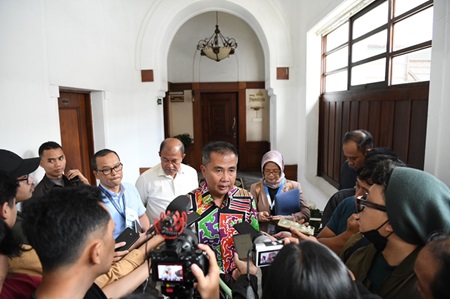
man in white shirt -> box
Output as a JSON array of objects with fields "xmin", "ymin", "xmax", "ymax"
[{"xmin": 135, "ymin": 138, "xmax": 198, "ymax": 224}]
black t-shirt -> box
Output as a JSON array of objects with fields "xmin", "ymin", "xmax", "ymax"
[{"xmin": 30, "ymin": 283, "xmax": 107, "ymax": 299}]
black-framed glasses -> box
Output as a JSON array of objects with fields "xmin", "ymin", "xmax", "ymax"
[
  {"xmin": 17, "ymin": 174, "xmax": 32, "ymax": 184},
  {"xmin": 264, "ymin": 169, "xmax": 281, "ymax": 176},
  {"xmin": 97, "ymin": 163, "xmax": 123, "ymax": 175},
  {"xmin": 356, "ymin": 193, "xmax": 386, "ymax": 213}
]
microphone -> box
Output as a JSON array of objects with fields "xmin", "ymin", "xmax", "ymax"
[
  {"xmin": 146, "ymin": 195, "xmax": 190, "ymax": 235},
  {"xmin": 147, "ymin": 195, "xmax": 200, "ymax": 235}
]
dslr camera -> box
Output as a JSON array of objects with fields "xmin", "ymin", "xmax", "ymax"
[{"xmin": 149, "ymin": 210, "xmax": 209, "ymax": 298}]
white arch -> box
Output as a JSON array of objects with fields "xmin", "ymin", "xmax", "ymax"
[{"xmin": 135, "ymin": 0, "xmax": 293, "ymax": 95}]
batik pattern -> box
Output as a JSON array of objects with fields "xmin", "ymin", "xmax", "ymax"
[{"xmin": 188, "ymin": 180, "xmax": 259, "ymax": 273}]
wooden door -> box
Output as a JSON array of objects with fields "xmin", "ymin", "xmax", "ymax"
[
  {"xmin": 58, "ymin": 91, "xmax": 95, "ymax": 184},
  {"xmin": 201, "ymin": 92, "xmax": 238, "ymax": 148}
]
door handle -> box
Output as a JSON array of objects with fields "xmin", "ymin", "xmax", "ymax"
[{"xmin": 232, "ymin": 117, "xmax": 236, "ymax": 139}]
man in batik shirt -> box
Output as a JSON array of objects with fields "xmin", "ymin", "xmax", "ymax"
[{"xmin": 187, "ymin": 141, "xmax": 259, "ymax": 274}]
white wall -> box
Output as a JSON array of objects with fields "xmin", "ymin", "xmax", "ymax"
[{"xmin": 1, "ymin": 0, "xmax": 448, "ymax": 211}]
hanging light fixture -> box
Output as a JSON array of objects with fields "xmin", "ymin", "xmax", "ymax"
[{"xmin": 197, "ymin": 12, "xmax": 238, "ymax": 62}]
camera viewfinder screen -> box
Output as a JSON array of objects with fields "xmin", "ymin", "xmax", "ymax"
[
  {"xmin": 157, "ymin": 264, "xmax": 184, "ymax": 282},
  {"xmin": 258, "ymin": 250, "xmax": 279, "ymax": 266}
]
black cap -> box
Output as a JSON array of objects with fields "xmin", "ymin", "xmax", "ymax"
[{"xmin": 0, "ymin": 149, "xmax": 40, "ymax": 177}]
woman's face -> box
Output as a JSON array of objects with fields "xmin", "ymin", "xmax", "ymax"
[{"xmin": 263, "ymin": 162, "xmax": 281, "ymax": 183}]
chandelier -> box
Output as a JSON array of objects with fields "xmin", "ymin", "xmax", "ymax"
[{"xmin": 197, "ymin": 12, "xmax": 238, "ymax": 62}]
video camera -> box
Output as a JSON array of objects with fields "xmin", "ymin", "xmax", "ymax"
[{"xmin": 149, "ymin": 196, "xmax": 209, "ymax": 299}]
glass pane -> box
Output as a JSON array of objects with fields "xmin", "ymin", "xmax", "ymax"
[
  {"xmin": 326, "ymin": 22, "xmax": 349, "ymax": 51},
  {"xmin": 393, "ymin": 7, "xmax": 433, "ymax": 51},
  {"xmin": 326, "ymin": 46, "xmax": 348, "ymax": 72},
  {"xmin": 392, "ymin": 48, "xmax": 431, "ymax": 84},
  {"xmin": 352, "ymin": 30, "xmax": 387, "ymax": 63},
  {"xmin": 351, "ymin": 58, "xmax": 386, "ymax": 86},
  {"xmin": 325, "ymin": 71, "xmax": 348, "ymax": 92},
  {"xmin": 353, "ymin": 1, "xmax": 388, "ymax": 39},
  {"xmin": 395, "ymin": 0, "xmax": 427, "ymax": 17}
]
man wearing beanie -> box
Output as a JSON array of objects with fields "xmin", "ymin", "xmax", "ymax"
[{"xmin": 345, "ymin": 161, "xmax": 450, "ymax": 299}]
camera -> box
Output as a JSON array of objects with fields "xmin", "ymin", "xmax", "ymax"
[
  {"xmin": 253, "ymin": 239, "xmax": 283, "ymax": 267},
  {"xmin": 149, "ymin": 210, "xmax": 209, "ymax": 298}
]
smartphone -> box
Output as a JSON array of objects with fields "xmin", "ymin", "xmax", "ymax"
[
  {"xmin": 233, "ymin": 233, "xmax": 253, "ymax": 261},
  {"xmin": 115, "ymin": 227, "xmax": 139, "ymax": 251}
]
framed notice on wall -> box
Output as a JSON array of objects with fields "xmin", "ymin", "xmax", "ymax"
[{"xmin": 169, "ymin": 91, "xmax": 184, "ymax": 102}]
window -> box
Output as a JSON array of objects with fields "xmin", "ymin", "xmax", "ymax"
[
  {"xmin": 322, "ymin": 0, "xmax": 433, "ymax": 92},
  {"xmin": 318, "ymin": 0, "xmax": 433, "ymax": 188}
]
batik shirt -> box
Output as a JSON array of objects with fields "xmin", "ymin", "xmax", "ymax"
[{"xmin": 187, "ymin": 180, "xmax": 259, "ymax": 274}]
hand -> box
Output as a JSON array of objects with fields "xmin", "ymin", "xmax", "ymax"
[
  {"xmin": 273, "ymin": 231, "xmax": 291, "ymax": 239},
  {"xmin": 258, "ymin": 211, "xmax": 271, "ymax": 222},
  {"xmin": 289, "ymin": 227, "xmax": 319, "ymax": 243},
  {"xmin": 191, "ymin": 244, "xmax": 220, "ymax": 299},
  {"xmin": 346, "ymin": 214, "xmax": 360, "ymax": 235},
  {"xmin": 66, "ymin": 169, "xmax": 90, "ymax": 185},
  {"xmin": 233, "ymin": 252, "xmax": 258, "ymax": 276},
  {"xmin": 297, "ymin": 218, "xmax": 306, "ymax": 224},
  {"xmin": 113, "ymin": 242, "xmax": 129, "ymax": 263},
  {"xmin": 270, "ymin": 215, "xmax": 285, "ymax": 221}
]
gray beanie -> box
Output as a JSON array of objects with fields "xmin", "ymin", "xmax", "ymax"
[{"xmin": 385, "ymin": 167, "xmax": 450, "ymax": 245}]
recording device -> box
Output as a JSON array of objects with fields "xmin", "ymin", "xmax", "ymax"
[
  {"xmin": 253, "ymin": 238, "xmax": 283, "ymax": 267},
  {"xmin": 115, "ymin": 227, "xmax": 140, "ymax": 251},
  {"xmin": 233, "ymin": 222, "xmax": 284, "ymax": 268},
  {"xmin": 149, "ymin": 195, "xmax": 209, "ymax": 299},
  {"xmin": 68, "ymin": 175, "xmax": 80, "ymax": 184}
]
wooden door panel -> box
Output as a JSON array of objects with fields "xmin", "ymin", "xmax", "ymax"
[
  {"xmin": 202, "ymin": 92, "xmax": 238, "ymax": 147},
  {"xmin": 58, "ymin": 92, "xmax": 95, "ymax": 184}
]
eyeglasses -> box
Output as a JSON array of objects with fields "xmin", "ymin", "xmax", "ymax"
[
  {"xmin": 97, "ymin": 163, "xmax": 123, "ymax": 175},
  {"xmin": 356, "ymin": 193, "xmax": 386, "ymax": 213},
  {"xmin": 17, "ymin": 174, "xmax": 32, "ymax": 184},
  {"xmin": 264, "ymin": 169, "xmax": 281, "ymax": 176}
]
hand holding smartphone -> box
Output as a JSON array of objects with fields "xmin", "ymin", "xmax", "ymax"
[{"xmin": 115, "ymin": 227, "xmax": 140, "ymax": 251}]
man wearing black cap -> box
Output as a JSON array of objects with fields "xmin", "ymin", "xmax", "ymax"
[
  {"xmin": 0, "ymin": 149, "xmax": 40, "ymax": 202},
  {"xmin": 345, "ymin": 161, "xmax": 450, "ymax": 299}
]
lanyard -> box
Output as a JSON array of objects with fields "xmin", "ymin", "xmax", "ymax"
[
  {"xmin": 263, "ymin": 178, "xmax": 285, "ymax": 210},
  {"xmin": 99, "ymin": 185, "xmax": 126, "ymax": 220}
]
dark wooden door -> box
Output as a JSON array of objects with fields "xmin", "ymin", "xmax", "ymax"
[
  {"xmin": 201, "ymin": 92, "xmax": 238, "ymax": 148},
  {"xmin": 58, "ymin": 91, "xmax": 95, "ymax": 184}
]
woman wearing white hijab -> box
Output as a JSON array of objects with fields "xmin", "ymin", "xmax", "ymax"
[{"xmin": 250, "ymin": 150, "xmax": 310, "ymax": 233}]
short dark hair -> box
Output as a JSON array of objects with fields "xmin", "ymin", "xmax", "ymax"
[
  {"xmin": 22, "ymin": 186, "xmax": 111, "ymax": 272},
  {"xmin": 357, "ymin": 148, "xmax": 405, "ymax": 184},
  {"xmin": 38, "ymin": 141, "xmax": 63, "ymax": 157},
  {"xmin": 0, "ymin": 218, "xmax": 22, "ymax": 257},
  {"xmin": 371, "ymin": 159, "xmax": 405, "ymax": 190},
  {"xmin": 263, "ymin": 241, "xmax": 359, "ymax": 299},
  {"xmin": 0, "ymin": 170, "xmax": 17, "ymax": 207},
  {"xmin": 427, "ymin": 234, "xmax": 450, "ymax": 298},
  {"xmin": 201, "ymin": 141, "xmax": 238, "ymax": 165},
  {"xmin": 91, "ymin": 149, "xmax": 120, "ymax": 170},
  {"xmin": 342, "ymin": 130, "xmax": 374, "ymax": 153}
]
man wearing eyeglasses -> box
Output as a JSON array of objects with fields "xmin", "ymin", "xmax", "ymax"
[
  {"xmin": 33, "ymin": 141, "xmax": 90, "ymax": 198},
  {"xmin": 343, "ymin": 161, "xmax": 450, "ymax": 299},
  {"xmin": 0, "ymin": 149, "xmax": 40, "ymax": 202},
  {"xmin": 92, "ymin": 149, "xmax": 150, "ymax": 239}
]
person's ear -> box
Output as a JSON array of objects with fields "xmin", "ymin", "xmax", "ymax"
[
  {"xmin": 0, "ymin": 202, "xmax": 9, "ymax": 220},
  {"xmin": 200, "ymin": 165, "xmax": 206, "ymax": 177},
  {"xmin": 385, "ymin": 222, "xmax": 394, "ymax": 233},
  {"xmin": 181, "ymin": 153, "xmax": 186, "ymax": 161},
  {"xmin": 89, "ymin": 241, "xmax": 102, "ymax": 265}
]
